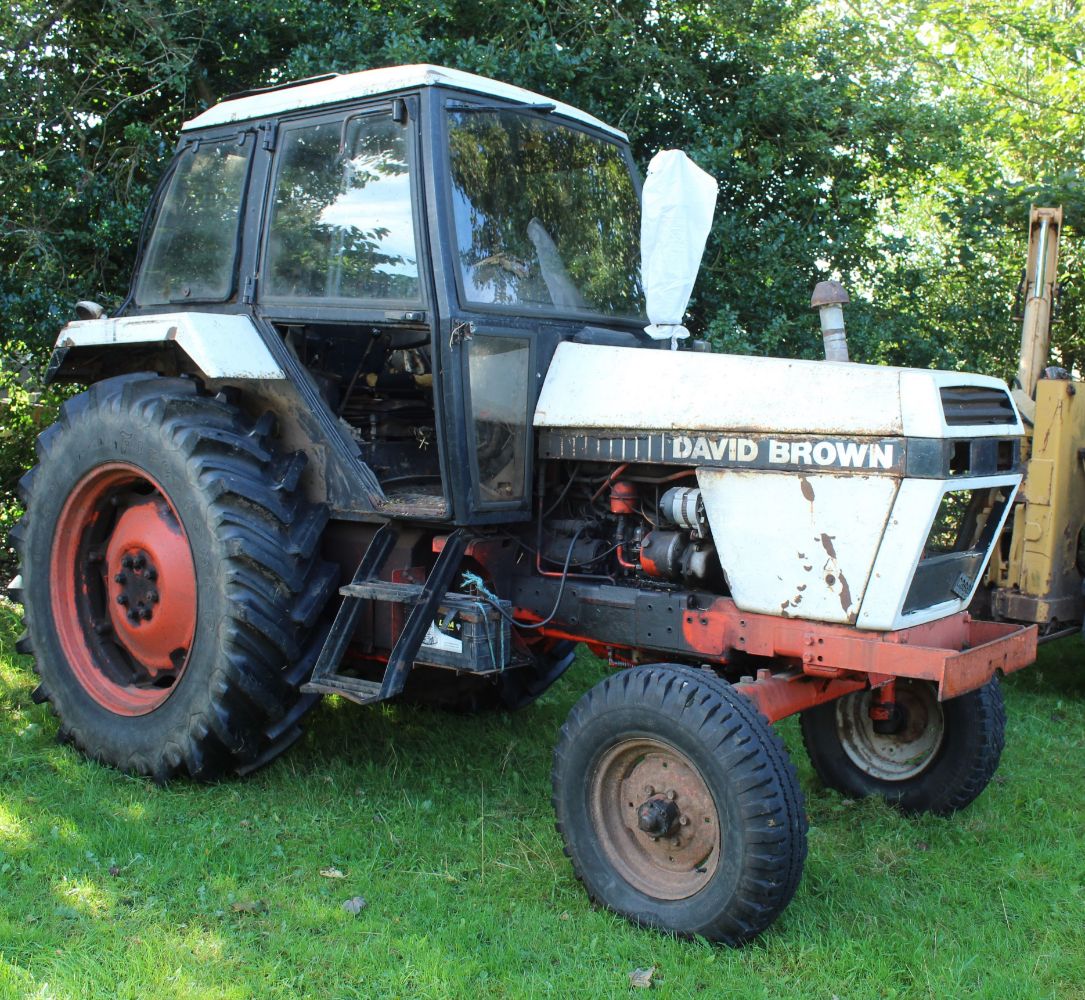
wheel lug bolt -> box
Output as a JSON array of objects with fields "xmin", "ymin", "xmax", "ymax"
[
  {"xmin": 116, "ymin": 594, "xmax": 129, "ymax": 606},
  {"xmin": 133, "ymin": 555, "xmax": 146, "ymax": 570},
  {"xmin": 644, "ymin": 785, "xmax": 655, "ymax": 796},
  {"xmin": 114, "ymin": 572, "xmax": 127, "ymax": 584},
  {"xmin": 143, "ymin": 608, "xmax": 153, "ymax": 621},
  {"xmin": 148, "ymin": 590, "xmax": 159, "ymax": 604},
  {"xmin": 122, "ymin": 555, "xmax": 134, "ymax": 569},
  {"xmin": 679, "ymin": 816, "xmax": 690, "ymax": 826},
  {"xmin": 666, "ymin": 789, "xmax": 677, "ymax": 801},
  {"xmin": 146, "ymin": 568, "xmax": 157, "ymax": 581}
]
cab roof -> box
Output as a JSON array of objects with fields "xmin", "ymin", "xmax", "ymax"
[{"xmin": 182, "ymin": 63, "xmax": 627, "ymax": 140}]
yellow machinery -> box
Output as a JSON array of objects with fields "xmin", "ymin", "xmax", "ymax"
[{"xmin": 983, "ymin": 207, "xmax": 1085, "ymax": 637}]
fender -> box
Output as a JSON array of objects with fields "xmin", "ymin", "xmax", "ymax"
[
  {"xmin": 46, "ymin": 312, "xmax": 285, "ymax": 382},
  {"xmin": 46, "ymin": 311, "xmax": 389, "ymax": 517}
]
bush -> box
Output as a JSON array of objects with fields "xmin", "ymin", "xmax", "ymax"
[{"xmin": 0, "ymin": 349, "xmax": 68, "ymax": 580}]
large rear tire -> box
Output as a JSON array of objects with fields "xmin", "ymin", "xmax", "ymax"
[
  {"xmin": 800, "ymin": 677, "xmax": 1005, "ymax": 815},
  {"xmin": 552, "ymin": 664, "xmax": 807, "ymax": 944},
  {"xmin": 10, "ymin": 374, "xmax": 336, "ymax": 780}
]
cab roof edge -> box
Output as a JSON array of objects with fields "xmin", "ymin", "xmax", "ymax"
[{"xmin": 180, "ymin": 64, "xmax": 628, "ymax": 141}]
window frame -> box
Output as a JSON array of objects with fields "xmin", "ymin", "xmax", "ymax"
[
  {"xmin": 439, "ymin": 98, "xmax": 647, "ymax": 328},
  {"xmin": 132, "ymin": 132, "xmax": 255, "ymax": 308},
  {"xmin": 257, "ymin": 102, "xmax": 427, "ymax": 320}
]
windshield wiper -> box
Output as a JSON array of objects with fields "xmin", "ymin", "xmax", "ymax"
[{"xmin": 446, "ymin": 100, "xmax": 555, "ymax": 115}]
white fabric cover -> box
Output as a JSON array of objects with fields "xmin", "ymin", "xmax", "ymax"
[{"xmin": 640, "ymin": 150, "xmax": 718, "ymax": 345}]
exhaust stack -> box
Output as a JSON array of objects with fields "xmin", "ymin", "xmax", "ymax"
[{"xmin": 811, "ymin": 281, "xmax": 850, "ymax": 362}]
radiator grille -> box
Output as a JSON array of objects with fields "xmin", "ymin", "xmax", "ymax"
[
  {"xmin": 902, "ymin": 486, "xmax": 1011, "ymax": 614},
  {"xmin": 940, "ymin": 385, "xmax": 1016, "ymax": 426}
]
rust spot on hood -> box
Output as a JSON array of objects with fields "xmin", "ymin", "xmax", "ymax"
[
  {"xmin": 837, "ymin": 569, "xmax": 854, "ymax": 617},
  {"xmin": 820, "ymin": 533, "xmax": 837, "ymax": 559},
  {"xmin": 800, "ymin": 477, "xmax": 815, "ymax": 503}
]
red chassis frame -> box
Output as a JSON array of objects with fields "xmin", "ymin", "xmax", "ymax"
[
  {"xmin": 519, "ymin": 600, "xmax": 1037, "ymax": 724},
  {"xmin": 434, "ymin": 536, "xmax": 1039, "ymax": 724}
]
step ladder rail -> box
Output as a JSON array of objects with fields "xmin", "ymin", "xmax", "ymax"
[
  {"xmin": 379, "ymin": 528, "xmax": 469, "ymax": 699},
  {"xmin": 303, "ymin": 523, "xmax": 399, "ymax": 691}
]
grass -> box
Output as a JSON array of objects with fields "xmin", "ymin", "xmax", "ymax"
[{"xmin": 0, "ymin": 599, "xmax": 1084, "ymax": 999}]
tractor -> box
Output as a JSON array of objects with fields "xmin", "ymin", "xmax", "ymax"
[{"xmin": 8, "ymin": 65, "xmax": 1037, "ymax": 943}]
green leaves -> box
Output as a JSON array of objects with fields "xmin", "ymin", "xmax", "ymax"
[{"xmin": 0, "ymin": 0, "xmax": 1080, "ymax": 378}]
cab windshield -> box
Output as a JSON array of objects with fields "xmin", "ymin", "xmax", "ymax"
[{"xmin": 447, "ymin": 109, "xmax": 643, "ymax": 320}]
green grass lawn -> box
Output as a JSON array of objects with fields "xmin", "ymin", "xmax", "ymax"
[{"xmin": 1, "ymin": 599, "xmax": 1083, "ymax": 1000}]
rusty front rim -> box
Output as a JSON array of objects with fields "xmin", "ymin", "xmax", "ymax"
[
  {"xmin": 589, "ymin": 738, "xmax": 720, "ymax": 900},
  {"xmin": 836, "ymin": 680, "xmax": 944, "ymax": 781},
  {"xmin": 50, "ymin": 463, "xmax": 197, "ymax": 716}
]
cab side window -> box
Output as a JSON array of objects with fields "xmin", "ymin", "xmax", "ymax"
[
  {"xmin": 134, "ymin": 136, "xmax": 251, "ymax": 305},
  {"xmin": 263, "ymin": 113, "xmax": 419, "ymax": 303}
]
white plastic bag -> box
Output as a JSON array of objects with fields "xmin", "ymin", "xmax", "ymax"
[{"xmin": 640, "ymin": 150, "xmax": 718, "ymax": 348}]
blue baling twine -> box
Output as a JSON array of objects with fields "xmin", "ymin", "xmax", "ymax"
[{"xmin": 461, "ymin": 570, "xmax": 505, "ymax": 670}]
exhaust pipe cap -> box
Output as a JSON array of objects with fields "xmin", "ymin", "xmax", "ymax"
[{"xmin": 810, "ymin": 281, "xmax": 850, "ymax": 309}]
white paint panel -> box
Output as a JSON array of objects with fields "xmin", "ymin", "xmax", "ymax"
[
  {"xmin": 56, "ymin": 313, "xmax": 285, "ymax": 379},
  {"xmin": 535, "ymin": 343, "xmax": 1020, "ymax": 439},
  {"xmin": 536, "ymin": 343, "xmax": 906, "ymax": 435},
  {"xmin": 899, "ymin": 369, "xmax": 1023, "ymax": 439},
  {"xmin": 183, "ymin": 64, "xmax": 626, "ymax": 139},
  {"xmin": 855, "ymin": 478, "xmax": 944, "ymax": 630},
  {"xmin": 857, "ymin": 473, "xmax": 1021, "ymax": 630},
  {"xmin": 697, "ymin": 469, "xmax": 898, "ymax": 624}
]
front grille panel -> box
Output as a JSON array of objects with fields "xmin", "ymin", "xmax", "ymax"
[
  {"xmin": 940, "ymin": 385, "xmax": 1016, "ymax": 426},
  {"xmin": 902, "ymin": 485, "xmax": 1011, "ymax": 614}
]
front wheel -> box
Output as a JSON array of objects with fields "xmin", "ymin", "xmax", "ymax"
[
  {"xmin": 552, "ymin": 664, "xmax": 807, "ymax": 944},
  {"xmin": 800, "ymin": 677, "xmax": 1005, "ymax": 815}
]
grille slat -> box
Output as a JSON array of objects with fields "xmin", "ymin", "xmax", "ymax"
[{"xmin": 940, "ymin": 386, "xmax": 1016, "ymax": 426}]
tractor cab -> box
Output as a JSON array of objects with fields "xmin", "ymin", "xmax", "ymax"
[{"xmin": 116, "ymin": 65, "xmax": 652, "ymax": 525}]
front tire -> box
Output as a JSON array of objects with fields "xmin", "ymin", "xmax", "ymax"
[
  {"xmin": 800, "ymin": 677, "xmax": 1005, "ymax": 815},
  {"xmin": 552, "ymin": 664, "xmax": 807, "ymax": 944},
  {"xmin": 11, "ymin": 374, "xmax": 336, "ymax": 780}
]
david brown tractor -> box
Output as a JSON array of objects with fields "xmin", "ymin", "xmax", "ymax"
[{"xmin": 8, "ymin": 65, "xmax": 1037, "ymax": 943}]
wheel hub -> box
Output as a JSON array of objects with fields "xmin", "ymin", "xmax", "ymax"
[
  {"xmin": 636, "ymin": 796, "xmax": 679, "ymax": 837},
  {"xmin": 590, "ymin": 738, "xmax": 720, "ymax": 900},
  {"xmin": 836, "ymin": 680, "xmax": 945, "ymax": 781},
  {"xmin": 103, "ymin": 496, "xmax": 195, "ymax": 676}
]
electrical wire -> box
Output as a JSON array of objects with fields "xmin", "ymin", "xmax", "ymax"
[
  {"xmin": 542, "ymin": 462, "xmax": 582, "ymax": 517},
  {"xmin": 467, "ymin": 526, "xmax": 586, "ymax": 630}
]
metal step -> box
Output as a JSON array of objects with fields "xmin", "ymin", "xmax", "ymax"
[
  {"xmin": 300, "ymin": 675, "xmax": 383, "ymax": 705},
  {"xmin": 304, "ymin": 523, "xmax": 399, "ymax": 694},
  {"xmin": 380, "ymin": 529, "xmax": 469, "ymax": 699},
  {"xmin": 340, "ymin": 579, "xmax": 425, "ymax": 603}
]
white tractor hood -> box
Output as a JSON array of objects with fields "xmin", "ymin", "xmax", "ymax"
[
  {"xmin": 534, "ymin": 342, "xmax": 1023, "ymax": 632},
  {"xmin": 534, "ymin": 342, "xmax": 1020, "ymax": 440}
]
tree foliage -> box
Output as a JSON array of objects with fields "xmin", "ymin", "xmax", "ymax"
[{"xmin": 1, "ymin": 0, "xmax": 1083, "ymax": 552}]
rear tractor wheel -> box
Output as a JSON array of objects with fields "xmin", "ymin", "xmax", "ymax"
[
  {"xmin": 552, "ymin": 664, "xmax": 807, "ymax": 944},
  {"xmin": 800, "ymin": 677, "xmax": 1005, "ymax": 815},
  {"xmin": 10, "ymin": 374, "xmax": 336, "ymax": 780}
]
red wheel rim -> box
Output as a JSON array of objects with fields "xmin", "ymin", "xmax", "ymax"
[{"xmin": 50, "ymin": 462, "xmax": 197, "ymax": 716}]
